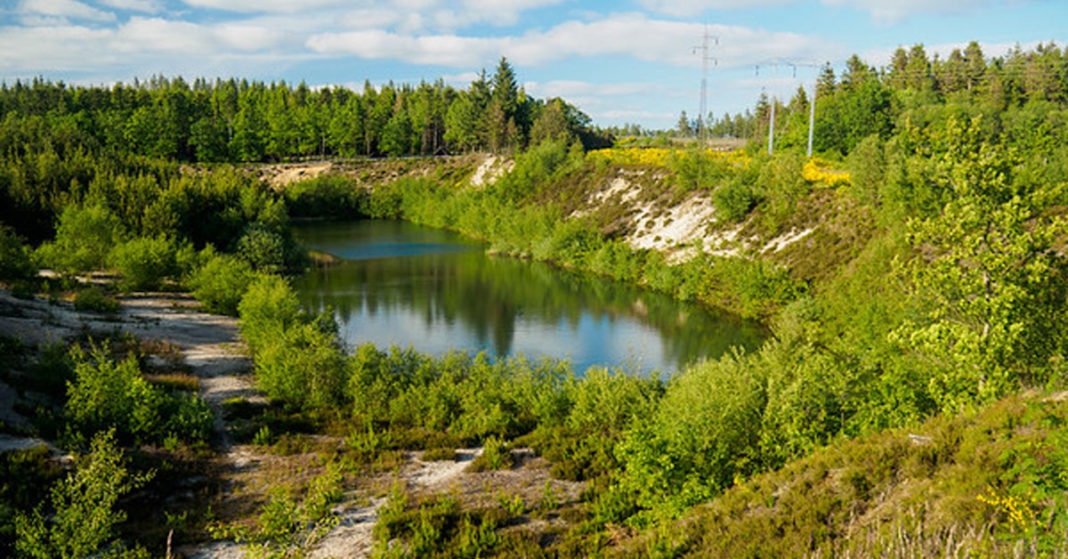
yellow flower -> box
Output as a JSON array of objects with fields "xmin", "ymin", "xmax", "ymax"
[{"xmin": 802, "ymin": 158, "xmax": 851, "ymax": 187}]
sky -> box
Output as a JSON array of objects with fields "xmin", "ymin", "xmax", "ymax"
[{"xmin": 0, "ymin": 0, "xmax": 1065, "ymax": 129}]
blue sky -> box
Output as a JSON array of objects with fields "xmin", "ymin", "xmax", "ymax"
[{"xmin": 0, "ymin": 0, "xmax": 1064, "ymax": 129}]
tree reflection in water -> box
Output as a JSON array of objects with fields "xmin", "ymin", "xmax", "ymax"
[{"xmin": 293, "ymin": 220, "xmax": 765, "ymax": 376}]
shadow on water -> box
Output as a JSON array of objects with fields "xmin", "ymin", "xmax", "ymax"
[{"xmin": 292, "ymin": 220, "xmax": 766, "ymax": 376}]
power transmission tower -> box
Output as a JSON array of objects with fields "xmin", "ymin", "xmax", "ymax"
[{"xmin": 693, "ymin": 25, "xmax": 717, "ymax": 145}]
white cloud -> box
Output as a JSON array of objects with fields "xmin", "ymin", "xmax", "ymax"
[
  {"xmin": 214, "ymin": 23, "xmax": 284, "ymax": 51},
  {"xmin": 307, "ymin": 13, "xmax": 838, "ymax": 69},
  {"xmin": 732, "ymin": 76, "xmax": 807, "ymax": 89},
  {"xmin": 96, "ymin": 0, "xmax": 164, "ymax": 13},
  {"xmin": 643, "ymin": 0, "xmax": 1015, "ymax": 23},
  {"xmin": 180, "ymin": 0, "xmax": 352, "ymax": 14},
  {"xmin": 0, "ymin": 24, "xmax": 116, "ymax": 70},
  {"xmin": 19, "ymin": 0, "xmax": 115, "ymax": 22},
  {"xmin": 524, "ymin": 80, "xmax": 668, "ymax": 99},
  {"xmin": 307, "ymin": 29, "xmax": 495, "ymax": 66},
  {"xmin": 596, "ymin": 109, "xmax": 677, "ymax": 121},
  {"xmin": 337, "ymin": 9, "xmax": 405, "ymax": 30},
  {"xmin": 0, "ymin": 16, "xmax": 290, "ymax": 73},
  {"xmin": 441, "ymin": 71, "xmax": 481, "ymax": 84},
  {"xmin": 177, "ymin": 0, "xmax": 562, "ymax": 32},
  {"xmin": 822, "ymin": 0, "xmax": 997, "ymax": 23},
  {"xmin": 639, "ymin": 0, "xmax": 790, "ymax": 17},
  {"xmin": 114, "ymin": 17, "xmax": 211, "ymax": 53}
]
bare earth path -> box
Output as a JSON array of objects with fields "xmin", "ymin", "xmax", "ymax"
[
  {"xmin": 0, "ymin": 291, "xmax": 256, "ymax": 557},
  {"xmin": 1, "ymin": 291, "xmax": 585, "ymax": 558}
]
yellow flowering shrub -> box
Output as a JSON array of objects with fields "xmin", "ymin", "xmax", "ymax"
[
  {"xmin": 802, "ymin": 158, "xmax": 851, "ymax": 187},
  {"xmin": 589, "ymin": 147, "xmax": 750, "ymax": 170},
  {"xmin": 977, "ymin": 486, "xmax": 1040, "ymax": 533}
]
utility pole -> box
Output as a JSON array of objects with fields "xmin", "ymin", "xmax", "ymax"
[
  {"xmin": 806, "ymin": 81, "xmax": 816, "ymax": 157},
  {"xmin": 693, "ymin": 25, "xmax": 717, "ymax": 146},
  {"xmin": 767, "ymin": 94, "xmax": 775, "ymax": 155},
  {"xmin": 755, "ymin": 59, "xmax": 822, "ymax": 157}
]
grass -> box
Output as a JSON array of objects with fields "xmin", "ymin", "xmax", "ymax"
[
  {"xmin": 144, "ymin": 372, "xmax": 200, "ymax": 392},
  {"xmin": 423, "ymin": 447, "xmax": 459, "ymax": 462}
]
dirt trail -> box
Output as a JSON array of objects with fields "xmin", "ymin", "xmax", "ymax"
[
  {"xmin": 0, "ymin": 290, "xmax": 257, "ymax": 556},
  {"xmin": 1, "ymin": 291, "xmax": 584, "ymax": 557},
  {"xmin": 0, "ymin": 291, "xmax": 256, "ymax": 445}
]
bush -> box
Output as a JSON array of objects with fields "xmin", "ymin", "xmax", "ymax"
[
  {"xmin": 668, "ymin": 148, "xmax": 732, "ymax": 191},
  {"xmin": 468, "ymin": 435, "xmax": 513, "ymax": 472},
  {"xmin": 712, "ymin": 178, "xmax": 759, "ymax": 222},
  {"xmin": 0, "ymin": 224, "xmax": 37, "ymax": 283},
  {"xmin": 494, "ymin": 138, "xmax": 581, "ymax": 202},
  {"xmin": 237, "ymin": 274, "xmax": 303, "ymax": 352},
  {"xmin": 34, "ymin": 205, "xmax": 126, "ymax": 274},
  {"xmin": 616, "ymin": 350, "xmax": 768, "ymax": 519},
  {"xmin": 72, "ymin": 287, "xmax": 120, "ymax": 314},
  {"xmin": 189, "ymin": 251, "xmax": 256, "ymax": 316},
  {"xmin": 15, "ymin": 431, "xmax": 151, "ymax": 559},
  {"xmin": 109, "ymin": 236, "xmax": 187, "ymax": 291},
  {"xmin": 235, "ymin": 223, "xmax": 305, "ymax": 273},
  {"xmin": 252, "ymin": 321, "xmax": 346, "ymax": 411},
  {"xmin": 64, "ymin": 345, "xmax": 212, "ymax": 446},
  {"xmin": 239, "ymin": 275, "xmax": 346, "ymax": 411},
  {"xmin": 283, "ymin": 175, "xmax": 366, "ymax": 219},
  {"xmin": 0, "ymin": 445, "xmax": 62, "ymax": 557}
]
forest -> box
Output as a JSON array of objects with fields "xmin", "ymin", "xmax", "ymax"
[{"xmin": 1, "ymin": 41, "xmax": 1068, "ymax": 557}]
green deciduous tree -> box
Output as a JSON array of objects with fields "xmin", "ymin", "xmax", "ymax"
[
  {"xmin": 893, "ymin": 118, "xmax": 1068, "ymax": 412},
  {"xmin": 15, "ymin": 430, "xmax": 150, "ymax": 559}
]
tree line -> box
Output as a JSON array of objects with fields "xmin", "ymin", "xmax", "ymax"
[
  {"xmin": 0, "ymin": 57, "xmax": 609, "ymax": 164},
  {"xmin": 674, "ymin": 40, "xmax": 1068, "ymax": 151}
]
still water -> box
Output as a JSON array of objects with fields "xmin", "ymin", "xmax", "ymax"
[{"xmin": 292, "ymin": 220, "xmax": 765, "ymax": 375}]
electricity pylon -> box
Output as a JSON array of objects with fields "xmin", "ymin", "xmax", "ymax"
[{"xmin": 693, "ymin": 25, "xmax": 718, "ymax": 145}]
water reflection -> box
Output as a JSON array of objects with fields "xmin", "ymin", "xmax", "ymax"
[{"xmin": 292, "ymin": 220, "xmax": 765, "ymax": 375}]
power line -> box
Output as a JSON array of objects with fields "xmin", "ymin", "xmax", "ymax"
[
  {"xmin": 754, "ymin": 59, "xmax": 821, "ymax": 156},
  {"xmin": 693, "ymin": 25, "xmax": 718, "ymax": 145}
]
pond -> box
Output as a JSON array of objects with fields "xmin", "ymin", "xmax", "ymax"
[{"xmin": 292, "ymin": 220, "xmax": 765, "ymax": 376}]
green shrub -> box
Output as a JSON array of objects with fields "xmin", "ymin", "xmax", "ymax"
[
  {"xmin": 0, "ymin": 445, "xmax": 62, "ymax": 557},
  {"xmin": 239, "ymin": 275, "xmax": 346, "ymax": 411},
  {"xmin": 235, "ymin": 223, "xmax": 306, "ymax": 273},
  {"xmin": 64, "ymin": 345, "xmax": 212, "ymax": 446},
  {"xmin": 422, "ymin": 447, "xmax": 457, "ymax": 461},
  {"xmin": 211, "ymin": 461, "xmax": 343, "ymax": 556},
  {"xmin": 283, "ymin": 175, "xmax": 366, "ymax": 219},
  {"xmin": 34, "ymin": 205, "xmax": 126, "ymax": 274},
  {"xmin": 468, "ymin": 435, "xmax": 513, "ymax": 472},
  {"xmin": 753, "ymin": 152, "xmax": 809, "ymax": 233},
  {"xmin": 616, "ymin": 350, "xmax": 768, "ymax": 520},
  {"xmin": 494, "ymin": 138, "xmax": 582, "ymax": 202},
  {"xmin": 668, "ymin": 148, "xmax": 731, "ymax": 191},
  {"xmin": 189, "ymin": 251, "xmax": 256, "ymax": 315},
  {"xmin": 252, "ymin": 321, "xmax": 347, "ymax": 411},
  {"xmin": 709, "ymin": 257, "xmax": 805, "ymax": 319},
  {"xmin": 72, "ymin": 287, "xmax": 120, "ymax": 314},
  {"xmin": 109, "ymin": 236, "xmax": 187, "ymax": 291},
  {"xmin": 0, "ymin": 224, "xmax": 37, "ymax": 283},
  {"xmin": 528, "ymin": 368, "xmax": 661, "ymax": 482},
  {"xmin": 237, "ymin": 274, "xmax": 303, "ymax": 352},
  {"xmin": 15, "ymin": 430, "xmax": 151, "ymax": 559},
  {"xmin": 712, "ymin": 178, "xmax": 759, "ymax": 222}
]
